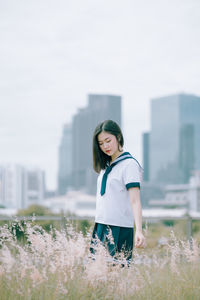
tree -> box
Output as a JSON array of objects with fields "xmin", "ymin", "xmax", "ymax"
[{"xmin": 17, "ymin": 204, "xmax": 52, "ymax": 216}]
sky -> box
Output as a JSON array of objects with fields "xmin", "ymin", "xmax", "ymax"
[{"xmin": 0, "ymin": 0, "xmax": 200, "ymax": 189}]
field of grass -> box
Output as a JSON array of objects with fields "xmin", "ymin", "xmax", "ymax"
[{"xmin": 0, "ymin": 220, "xmax": 200, "ymax": 300}]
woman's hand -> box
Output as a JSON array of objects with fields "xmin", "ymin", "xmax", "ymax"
[
  {"xmin": 128, "ymin": 188, "xmax": 146, "ymax": 248},
  {"xmin": 134, "ymin": 230, "xmax": 146, "ymax": 248}
]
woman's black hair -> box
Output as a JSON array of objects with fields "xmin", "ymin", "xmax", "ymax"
[{"xmin": 93, "ymin": 119, "xmax": 124, "ymax": 173}]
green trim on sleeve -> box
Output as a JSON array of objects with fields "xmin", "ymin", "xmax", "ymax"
[{"xmin": 126, "ymin": 182, "xmax": 140, "ymax": 190}]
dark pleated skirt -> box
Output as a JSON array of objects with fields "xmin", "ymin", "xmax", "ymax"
[{"xmin": 90, "ymin": 222, "xmax": 134, "ymax": 261}]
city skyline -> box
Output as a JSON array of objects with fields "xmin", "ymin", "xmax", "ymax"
[
  {"xmin": 58, "ymin": 94, "xmax": 122, "ymax": 195},
  {"xmin": 1, "ymin": 0, "xmax": 200, "ymax": 189},
  {"xmin": 149, "ymin": 93, "xmax": 200, "ymax": 184}
]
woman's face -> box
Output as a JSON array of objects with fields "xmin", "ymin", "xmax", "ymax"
[{"xmin": 97, "ymin": 131, "xmax": 120, "ymax": 157}]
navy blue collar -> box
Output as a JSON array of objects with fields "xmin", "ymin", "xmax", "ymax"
[
  {"xmin": 106, "ymin": 151, "xmax": 131, "ymax": 167},
  {"xmin": 101, "ymin": 152, "xmax": 140, "ymax": 196}
]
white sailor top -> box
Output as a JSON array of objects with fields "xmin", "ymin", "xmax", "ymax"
[{"xmin": 95, "ymin": 152, "xmax": 143, "ymax": 228}]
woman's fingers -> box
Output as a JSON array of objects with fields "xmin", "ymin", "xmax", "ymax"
[{"xmin": 135, "ymin": 234, "xmax": 146, "ymax": 248}]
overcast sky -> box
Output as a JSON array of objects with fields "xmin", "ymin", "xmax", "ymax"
[{"xmin": 0, "ymin": 0, "xmax": 200, "ymax": 189}]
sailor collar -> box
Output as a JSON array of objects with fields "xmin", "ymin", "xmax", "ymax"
[{"xmin": 100, "ymin": 152, "xmax": 138, "ymax": 196}]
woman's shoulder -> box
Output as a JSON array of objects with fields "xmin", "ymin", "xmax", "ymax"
[
  {"xmin": 98, "ymin": 169, "xmax": 105, "ymax": 176},
  {"xmin": 122, "ymin": 155, "xmax": 142, "ymax": 168},
  {"xmin": 121, "ymin": 156, "xmax": 143, "ymax": 178},
  {"xmin": 121, "ymin": 155, "xmax": 143, "ymax": 182}
]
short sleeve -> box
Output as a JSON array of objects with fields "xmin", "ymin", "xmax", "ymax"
[{"xmin": 122, "ymin": 160, "xmax": 142, "ymax": 190}]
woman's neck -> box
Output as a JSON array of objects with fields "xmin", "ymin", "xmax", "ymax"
[{"xmin": 111, "ymin": 150, "xmax": 124, "ymax": 164}]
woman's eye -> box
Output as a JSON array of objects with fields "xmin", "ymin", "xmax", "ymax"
[{"xmin": 99, "ymin": 140, "xmax": 110, "ymax": 146}]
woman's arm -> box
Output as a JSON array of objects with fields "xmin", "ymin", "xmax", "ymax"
[{"xmin": 128, "ymin": 187, "xmax": 146, "ymax": 248}]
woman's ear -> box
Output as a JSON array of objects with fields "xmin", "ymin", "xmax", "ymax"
[{"xmin": 117, "ymin": 135, "xmax": 123, "ymax": 151}]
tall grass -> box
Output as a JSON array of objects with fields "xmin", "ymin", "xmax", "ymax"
[{"xmin": 0, "ymin": 221, "xmax": 200, "ymax": 300}]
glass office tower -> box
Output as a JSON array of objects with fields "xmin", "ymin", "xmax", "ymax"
[
  {"xmin": 142, "ymin": 132, "xmax": 150, "ymax": 182},
  {"xmin": 150, "ymin": 93, "xmax": 200, "ymax": 184},
  {"xmin": 57, "ymin": 124, "xmax": 72, "ymax": 195},
  {"xmin": 72, "ymin": 94, "xmax": 122, "ymax": 194}
]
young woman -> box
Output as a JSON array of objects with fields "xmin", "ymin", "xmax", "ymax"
[{"xmin": 90, "ymin": 119, "xmax": 146, "ymax": 264}]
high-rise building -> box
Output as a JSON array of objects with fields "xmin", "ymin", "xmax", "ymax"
[
  {"xmin": 71, "ymin": 94, "xmax": 122, "ymax": 194},
  {"xmin": 0, "ymin": 165, "xmax": 24, "ymax": 208},
  {"xmin": 57, "ymin": 123, "xmax": 72, "ymax": 195},
  {"xmin": 0, "ymin": 164, "xmax": 45, "ymax": 209},
  {"xmin": 149, "ymin": 93, "xmax": 200, "ymax": 184},
  {"xmin": 24, "ymin": 168, "xmax": 45, "ymax": 207},
  {"xmin": 142, "ymin": 132, "xmax": 150, "ymax": 182}
]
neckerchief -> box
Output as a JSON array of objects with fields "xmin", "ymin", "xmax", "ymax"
[{"xmin": 100, "ymin": 152, "xmax": 141, "ymax": 196}]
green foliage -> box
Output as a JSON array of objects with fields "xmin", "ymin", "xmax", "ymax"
[
  {"xmin": 17, "ymin": 204, "xmax": 52, "ymax": 216},
  {"xmin": 192, "ymin": 220, "xmax": 200, "ymax": 234},
  {"xmin": 16, "ymin": 204, "xmax": 61, "ymax": 235},
  {"xmin": 1, "ymin": 204, "xmax": 93, "ymax": 241},
  {"xmin": 0, "ymin": 222, "xmax": 200, "ymax": 300},
  {"xmin": 10, "ymin": 220, "xmax": 27, "ymax": 243},
  {"xmin": 75, "ymin": 219, "xmax": 92, "ymax": 236},
  {"xmin": 162, "ymin": 219, "xmax": 175, "ymax": 227}
]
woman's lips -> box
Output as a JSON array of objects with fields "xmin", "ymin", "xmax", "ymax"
[{"xmin": 106, "ymin": 150, "xmax": 111, "ymax": 153}]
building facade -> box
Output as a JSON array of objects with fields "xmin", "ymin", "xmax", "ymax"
[
  {"xmin": 149, "ymin": 171, "xmax": 200, "ymax": 212},
  {"xmin": 24, "ymin": 168, "xmax": 45, "ymax": 207},
  {"xmin": 149, "ymin": 93, "xmax": 200, "ymax": 184},
  {"xmin": 57, "ymin": 123, "xmax": 72, "ymax": 195},
  {"xmin": 0, "ymin": 165, "xmax": 24, "ymax": 209},
  {"xmin": 71, "ymin": 94, "xmax": 122, "ymax": 194},
  {"xmin": 0, "ymin": 164, "xmax": 45, "ymax": 209},
  {"xmin": 142, "ymin": 132, "xmax": 150, "ymax": 182}
]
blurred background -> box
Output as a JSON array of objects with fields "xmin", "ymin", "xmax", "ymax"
[{"xmin": 0, "ymin": 0, "xmax": 200, "ymax": 219}]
